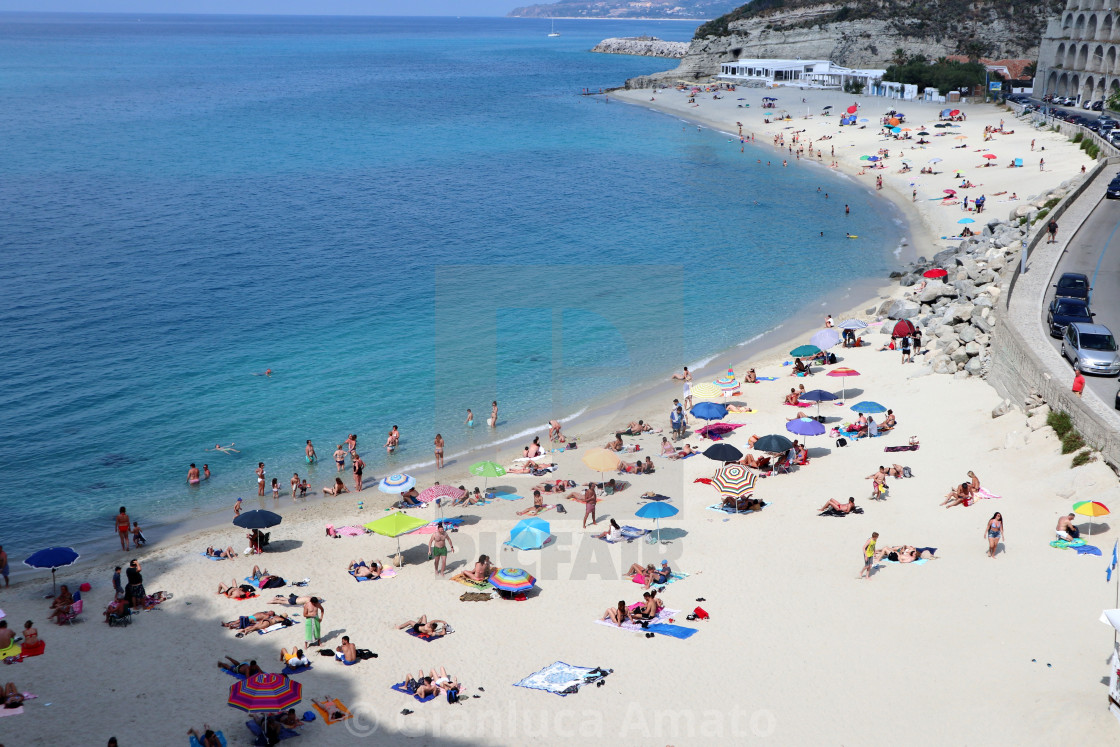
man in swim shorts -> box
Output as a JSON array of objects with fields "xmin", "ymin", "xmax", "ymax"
[
  {"xmin": 428, "ymin": 524, "xmax": 454, "ymax": 577},
  {"xmin": 303, "ymin": 597, "xmax": 324, "ymax": 649},
  {"xmin": 1056, "ymin": 513, "xmax": 1081, "ymax": 541},
  {"xmin": 334, "ymin": 445, "xmax": 346, "ymax": 472}
]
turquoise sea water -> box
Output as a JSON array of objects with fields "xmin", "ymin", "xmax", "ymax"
[{"xmin": 0, "ymin": 14, "xmax": 905, "ymax": 561}]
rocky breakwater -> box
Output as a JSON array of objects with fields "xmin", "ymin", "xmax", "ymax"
[
  {"xmin": 874, "ymin": 180, "xmax": 1082, "ymax": 380},
  {"xmin": 591, "ymin": 37, "xmax": 689, "ymax": 59}
]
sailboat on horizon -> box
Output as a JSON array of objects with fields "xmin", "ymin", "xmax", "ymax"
[{"xmin": 548, "ymin": 19, "xmax": 560, "ymax": 37}]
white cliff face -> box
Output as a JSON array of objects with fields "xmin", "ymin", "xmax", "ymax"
[{"xmin": 591, "ymin": 38, "xmax": 690, "ymax": 59}]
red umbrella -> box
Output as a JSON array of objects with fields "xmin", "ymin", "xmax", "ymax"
[
  {"xmin": 847, "ymin": 105, "xmax": 857, "ymax": 114},
  {"xmin": 982, "ymin": 154, "xmax": 997, "ymax": 160},
  {"xmin": 950, "ymin": 109, "xmax": 960, "ymax": 116},
  {"xmin": 923, "ymin": 268, "xmax": 948, "ymax": 279},
  {"xmin": 943, "ymin": 189, "xmax": 956, "ymax": 194},
  {"xmin": 826, "ymin": 367, "xmax": 860, "ymax": 401},
  {"xmin": 892, "ymin": 319, "xmax": 918, "ymax": 338}
]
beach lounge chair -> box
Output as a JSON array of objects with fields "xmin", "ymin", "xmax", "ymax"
[
  {"xmin": 774, "ymin": 458, "xmax": 793, "ymax": 476},
  {"xmin": 107, "ymin": 605, "xmax": 132, "ymax": 627},
  {"xmin": 57, "ymin": 594, "xmax": 84, "ymax": 625}
]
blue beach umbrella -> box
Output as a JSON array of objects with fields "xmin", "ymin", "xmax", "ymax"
[
  {"xmin": 753, "ymin": 434, "xmax": 793, "ymax": 454},
  {"xmin": 25, "ymin": 546, "xmax": 80, "ymax": 595},
  {"xmin": 796, "ymin": 388, "xmax": 839, "ymax": 418},
  {"xmin": 636, "ymin": 501, "xmax": 679, "ymax": 542},
  {"xmin": 506, "ymin": 518, "xmax": 551, "ymax": 551},
  {"xmin": 850, "ymin": 401, "xmax": 887, "ymax": 414},
  {"xmin": 690, "ymin": 402, "xmax": 728, "ymax": 422},
  {"xmin": 703, "ymin": 443, "xmax": 744, "ymax": 463},
  {"xmin": 790, "ymin": 344, "xmax": 821, "ymax": 358},
  {"xmin": 378, "ymin": 473, "xmax": 415, "ymax": 494},
  {"xmin": 786, "ymin": 417, "xmax": 826, "ymax": 437},
  {"xmin": 958, "ymin": 218, "xmax": 975, "ymax": 224}
]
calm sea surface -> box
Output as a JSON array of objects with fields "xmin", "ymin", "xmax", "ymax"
[{"xmin": 0, "ymin": 13, "xmax": 905, "ymax": 561}]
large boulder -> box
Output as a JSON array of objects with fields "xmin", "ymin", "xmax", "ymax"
[
  {"xmin": 931, "ymin": 354, "xmax": 955, "ymax": 374},
  {"xmin": 919, "ymin": 282, "xmax": 955, "ymax": 304},
  {"xmin": 947, "ymin": 302, "xmax": 975, "ymax": 323},
  {"xmin": 958, "ymin": 326, "xmax": 977, "ymax": 343},
  {"xmin": 964, "ymin": 341, "xmax": 982, "ymax": 356},
  {"xmin": 965, "ymin": 356, "xmax": 985, "ymax": 374},
  {"xmin": 887, "ymin": 299, "xmax": 920, "ymax": 320},
  {"xmin": 950, "ymin": 347, "xmax": 970, "ymax": 364}
]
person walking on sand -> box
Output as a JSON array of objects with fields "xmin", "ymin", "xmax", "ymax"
[
  {"xmin": 256, "ymin": 463, "xmax": 265, "ymax": 497},
  {"xmin": 860, "ymin": 532, "xmax": 878, "ymax": 580},
  {"xmin": 578, "ymin": 482, "xmax": 598, "ymax": 528},
  {"xmin": 352, "ymin": 453, "xmax": 365, "ymax": 492},
  {"xmin": 305, "ymin": 440, "xmax": 317, "ymax": 463},
  {"xmin": 434, "ymin": 434, "xmax": 445, "ymax": 469},
  {"xmin": 1073, "ymin": 370, "xmax": 1086, "ymax": 398},
  {"xmin": 115, "ymin": 507, "xmax": 131, "ymax": 551},
  {"xmin": 303, "ymin": 597, "xmax": 324, "ymax": 649},
  {"xmin": 985, "ymin": 512, "xmax": 1004, "ymax": 558},
  {"xmin": 334, "ymin": 444, "xmax": 346, "ymax": 472},
  {"xmin": 428, "ymin": 524, "xmax": 454, "ymax": 576},
  {"xmin": 1047, "ymin": 218, "xmax": 1058, "ymax": 244},
  {"xmin": 673, "ymin": 366, "xmax": 693, "ymax": 409},
  {"xmin": 1040, "ymin": 157, "xmax": 1045, "ymax": 171},
  {"xmin": 825, "ymin": 315, "xmax": 833, "ymax": 328}
]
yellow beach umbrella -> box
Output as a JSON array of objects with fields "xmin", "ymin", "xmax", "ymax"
[
  {"xmin": 581, "ymin": 448, "xmax": 620, "ymax": 476},
  {"xmin": 1073, "ymin": 501, "xmax": 1111, "ymax": 536},
  {"xmin": 690, "ymin": 382, "xmax": 723, "ymax": 400}
]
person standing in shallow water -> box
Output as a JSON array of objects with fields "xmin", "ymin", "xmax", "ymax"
[
  {"xmin": 434, "ymin": 434, "xmax": 445, "ymax": 469},
  {"xmin": 490, "ymin": 401, "xmax": 498, "ymax": 428},
  {"xmin": 116, "ymin": 507, "xmax": 131, "ymax": 551}
]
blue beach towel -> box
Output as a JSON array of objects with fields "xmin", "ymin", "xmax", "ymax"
[
  {"xmin": 221, "ymin": 668, "xmax": 248, "ymax": 680},
  {"xmin": 200, "ymin": 553, "xmax": 226, "ymax": 561},
  {"xmin": 190, "ymin": 732, "xmax": 227, "ymax": 747},
  {"xmin": 350, "ymin": 572, "xmax": 375, "ymax": 582},
  {"xmin": 706, "ymin": 501, "xmax": 768, "ymax": 515},
  {"xmin": 390, "ymin": 681, "xmax": 438, "ymax": 702},
  {"xmin": 281, "ymin": 664, "xmax": 312, "ymax": 675},
  {"xmin": 757, "ymin": 376, "xmax": 779, "ymax": 381},
  {"xmin": 644, "ymin": 623, "xmax": 698, "ymax": 640},
  {"xmin": 246, "ymin": 719, "xmax": 300, "ymax": 743},
  {"xmin": 513, "ymin": 661, "xmax": 610, "ymax": 696},
  {"xmin": 1073, "ymin": 543, "xmax": 1102, "ymax": 556},
  {"xmin": 491, "ymin": 492, "xmax": 523, "ymax": 501}
]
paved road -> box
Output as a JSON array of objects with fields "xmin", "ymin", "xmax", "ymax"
[{"xmin": 1042, "ymin": 177, "xmax": 1120, "ymax": 406}]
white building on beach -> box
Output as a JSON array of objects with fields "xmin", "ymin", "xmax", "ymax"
[{"xmin": 717, "ymin": 58, "xmax": 886, "ymax": 90}]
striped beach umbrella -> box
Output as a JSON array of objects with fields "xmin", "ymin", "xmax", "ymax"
[
  {"xmin": 710, "ymin": 463, "xmax": 756, "ymax": 497},
  {"xmin": 690, "ymin": 382, "xmax": 723, "ymax": 400},
  {"xmin": 826, "ymin": 367, "xmax": 860, "ymax": 401},
  {"xmin": 378, "ymin": 473, "xmax": 415, "ymax": 494},
  {"xmin": 837, "ymin": 319, "xmax": 867, "ymax": 330},
  {"xmin": 715, "ymin": 367, "xmax": 740, "ymax": 394},
  {"xmin": 228, "ymin": 673, "xmax": 302, "ymax": 713},
  {"xmin": 417, "ymin": 484, "xmax": 464, "ymax": 520},
  {"xmin": 490, "ymin": 567, "xmax": 536, "ymax": 596},
  {"xmin": 1073, "ymin": 500, "xmax": 1110, "ymax": 535}
]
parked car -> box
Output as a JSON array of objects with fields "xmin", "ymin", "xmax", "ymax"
[
  {"xmin": 1047, "ymin": 297, "xmax": 1094, "ymax": 337},
  {"xmin": 1054, "ymin": 272, "xmax": 1092, "ymax": 301},
  {"xmin": 1107, "ymin": 178, "xmax": 1120, "ymax": 199},
  {"xmin": 1062, "ymin": 322, "xmax": 1120, "ymax": 375},
  {"xmin": 1092, "ymin": 100, "xmax": 1105, "ymax": 111}
]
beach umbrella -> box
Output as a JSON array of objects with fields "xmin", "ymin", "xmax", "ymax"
[
  {"xmin": 810, "ymin": 329, "xmax": 841, "ymax": 350},
  {"xmin": 636, "ymin": 501, "xmax": 679, "ymax": 541},
  {"xmin": 940, "ymin": 108, "xmax": 951, "ymax": 117},
  {"xmin": 943, "ymin": 189, "xmax": 956, "ymax": 194},
  {"xmin": 954, "ymin": 135, "xmax": 967, "ymax": 140},
  {"xmin": 640, "ymin": 493, "xmax": 673, "ymax": 502},
  {"xmin": 868, "ymin": 156, "xmax": 880, "ymax": 162},
  {"xmin": 950, "ymin": 109, "xmax": 960, "ymax": 116},
  {"xmin": 982, "ymin": 153, "xmax": 997, "ymax": 160},
  {"xmin": 859, "ymin": 155, "xmax": 871, "ymax": 160},
  {"xmin": 490, "ymin": 567, "xmax": 535, "ymax": 596},
  {"xmin": 790, "ymin": 344, "xmax": 821, "ymax": 358},
  {"xmin": 378, "ymin": 473, "xmax": 415, "ymax": 494},
  {"xmin": 581, "ymin": 448, "xmax": 620, "ymax": 476},
  {"xmin": 711, "ymin": 463, "xmax": 757, "ymax": 496},
  {"xmin": 826, "ymin": 367, "xmax": 860, "ymax": 401},
  {"xmin": 837, "ymin": 319, "xmax": 867, "ymax": 330},
  {"xmin": 507, "ymin": 518, "xmax": 551, "ymax": 551},
  {"xmin": 958, "ymin": 218, "xmax": 975, "ymax": 224},
  {"xmin": 690, "ymin": 401, "xmax": 728, "ymax": 422},
  {"xmin": 753, "ymin": 434, "xmax": 793, "ymax": 454},
  {"xmin": 930, "ymin": 157, "xmax": 943, "ymax": 163},
  {"xmin": 892, "ymin": 319, "xmax": 917, "ymax": 338},
  {"xmin": 715, "ymin": 367, "xmax": 740, "ymax": 394},
  {"xmin": 417, "ymin": 484, "xmax": 464, "ymax": 520},
  {"xmin": 797, "ymin": 388, "xmax": 839, "ymax": 418},
  {"xmin": 469, "ymin": 460, "xmax": 506, "ymax": 492},
  {"xmin": 690, "ymin": 382, "xmax": 723, "ymax": 400},
  {"xmin": 786, "ymin": 417, "xmax": 825, "ymax": 438},
  {"xmin": 363, "ymin": 511, "xmax": 429, "ymax": 564},
  {"xmin": 1073, "ymin": 500, "xmax": 1111, "ymax": 536},
  {"xmin": 228, "ymin": 673, "xmax": 301, "ymax": 713},
  {"xmin": 24, "ymin": 546, "xmax": 80, "ymax": 595},
  {"xmin": 229, "ymin": 673, "xmax": 301, "ymax": 713},
  {"xmin": 823, "ymin": 105, "xmax": 833, "ymax": 109},
  {"xmin": 233, "ymin": 509, "xmax": 282, "ymax": 530},
  {"xmin": 850, "ymin": 400, "xmax": 887, "ymax": 414},
  {"xmin": 923, "ymin": 268, "xmax": 948, "ymax": 279},
  {"xmin": 934, "ymin": 123, "xmax": 949, "ymax": 128},
  {"xmin": 918, "ymin": 131, "xmax": 930, "ymax": 135},
  {"xmin": 414, "ymin": 517, "xmax": 464, "ymax": 534},
  {"xmin": 847, "ymin": 105, "xmax": 857, "ymax": 114},
  {"xmin": 703, "ymin": 443, "xmax": 743, "ymax": 462},
  {"xmin": 891, "ymin": 126, "xmax": 901, "ymax": 134}
]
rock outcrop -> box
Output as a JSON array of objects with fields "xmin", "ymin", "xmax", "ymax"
[{"xmin": 591, "ymin": 38, "xmax": 689, "ymax": 59}]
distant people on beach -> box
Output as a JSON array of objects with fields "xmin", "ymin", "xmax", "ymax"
[
  {"xmin": 490, "ymin": 401, "xmax": 498, "ymax": 428},
  {"xmin": 208, "ymin": 443, "xmax": 239, "ymax": 454},
  {"xmin": 256, "ymin": 463, "xmax": 266, "ymax": 496}
]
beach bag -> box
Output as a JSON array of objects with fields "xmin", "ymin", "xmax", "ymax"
[
  {"xmin": 836, "ymin": 437, "xmax": 847, "ymax": 447},
  {"xmin": 567, "ymin": 441, "xmax": 577, "ymax": 449},
  {"xmin": 356, "ymin": 648, "xmax": 377, "ymax": 660},
  {"xmin": 446, "ymin": 687, "xmax": 460, "ymax": 704},
  {"xmin": 693, "ymin": 606, "xmax": 710, "ymax": 620},
  {"xmin": 902, "ymin": 466, "xmax": 912, "ymax": 478}
]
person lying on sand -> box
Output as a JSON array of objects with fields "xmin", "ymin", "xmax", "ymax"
[
  {"xmin": 187, "ymin": 726, "xmax": 224, "ymax": 747},
  {"xmin": 274, "ymin": 709, "xmax": 303, "ymax": 729},
  {"xmin": 618, "ymin": 458, "xmax": 647, "ymax": 474},
  {"xmin": 602, "ymin": 600, "xmax": 628, "ymax": 626},
  {"xmin": 398, "ymin": 615, "xmax": 449, "ymax": 637},
  {"xmin": 206, "ymin": 546, "xmax": 237, "ymax": 559},
  {"xmin": 819, "ymin": 497, "xmax": 856, "ymax": 514},
  {"xmin": 675, "ymin": 444, "xmax": 696, "ymax": 459},
  {"xmin": 875, "ymin": 545, "xmax": 936, "ymax": 563},
  {"xmin": 723, "ymin": 495, "xmax": 764, "ymax": 512},
  {"xmin": 738, "ymin": 453, "xmax": 770, "ymax": 470},
  {"xmin": 349, "ymin": 560, "xmax": 383, "ymax": 579},
  {"xmin": 217, "ymin": 581, "xmax": 257, "ymax": 599},
  {"xmin": 404, "ymin": 667, "xmax": 460, "ymax": 698},
  {"xmin": 462, "ymin": 554, "xmax": 493, "ymax": 583},
  {"xmin": 623, "ymin": 420, "xmax": 653, "ymax": 435},
  {"xmin": 323, "ymin": 477, "xmax": 350, "ymax": 496},
  {"xmin": 270, "ymin": 593, "xmax": 317, "ymax": 606},
  {"xmin": 251, "ymin": 566, "xmax": 285, "ymax": 589},
  {"xmin": 217, "ymin": 656, "xmax": 261, "ymax": 676},
  {"xmin": 453, "ymin": 486, "xmax": 486, "ymax": 506},
  {"xmin": 280, "ymin": 647, "xmax": 311, "ymax": 668}
]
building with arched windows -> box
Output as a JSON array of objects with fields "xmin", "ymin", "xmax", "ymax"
[{"xmin": 1036, "ymin": 1, "xmax": 1120, "ymax": 105}]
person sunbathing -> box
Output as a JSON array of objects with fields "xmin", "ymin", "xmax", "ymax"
[
  {"xmin": 279, "ymin": 647, "xmax": 311, "ymax": 668},
  {"xmin": 941, "ymin": 482, "xmax": 973, "ymax": 507},
  {"xmin": 660, "ymin": 436, "xmax": 677, "ymax": 457},
  {"xmin": 595, "ymin": 478, "xmax": 624, "ymax": 493},
  {"xmin": 738, "ymin": 453, "xmax": 769, "ymax": 470},
  {"xmin": 274, "ymin": 709, "xmax": 303, "ymax": 729},
  {"xmin": 46, "ymin": 585, "xmax": 74, "ymax": 622},
  {"xmin": 676, "ymin": 443, "xmax": 696, "ymax": 458},
  {"xmin": 217, "ymin": 656, "xmax": 262, "ymax": 676},
  {"xmin": 398, "ymin": 615, "xmax": 449, "ymax": 637},
  {"xmin": 21, "ymin": 621, "xmax": 39, "ymax": 650},
  {"xmin": 2, "ymin": 682, "xmax": 23, "ymax": 709},
  {"xmin": 786, "ymin": 410, "xmax": 812, "ymax": 422},
  {"xmin": 349, "ymin": 559, "xmax": 382, "ymax": 579},
  {"xmin": 628, "ymin": 591, "xmax": 659, "ymax": 621},
  {"xmin": 453, "ymin": 486, "xmax": 485, "ymax": 505},
  {"xmin": 819, "ymin": 497, "xmax": 856, "ymax": 513},
  {"xmin": 187, "ymin": 726, "xmax": 224, "ymax": 747},
  {"xmin": 217, "ymin": 581, "xmax": 257, "ymax": 599},
  {"xmin": 463, "ymin": 554, "xmax": 493, "ymax": 582},
  {"xmin": 792, "ymin": 358, "xmax": 811, "ymax": 376},
  {"xmin": 526, "ymin": 440, "xmax": 542, "ymax": 458},
  {"xmin": 624, "ymin": 420, "xmax": 653, "ymax": 435},
  {"xmin": 605, "ymin": 433, "xmax": 624, "ymax": 452},
  {"xmin": 744, "ymin": 368, "xmax": 758, "ymax": 383},
  {"xmin": 270, "ymin": 593, "xmax": 316, "ymax": 606},
  {"xmin": 602, "ymin": 600, "xmax": 628, "ymax": 626},
  {"xmin": 249, "ymin": 714, "xmax": 284, "ymax": 744},
  {"xmin": 875, "ymin": 545, "xmax": 936, "ymax": 563},
  {"xmin": 784, "ymin": 389, "xmax": 801, "ymax": 405},
  {"xmin": 618, "ymin": 458, "xmax": 644, "ymax": 474},
  {"xmin": 595, "ymin": 519, "xmax": 623, "ymax": 542},
  {"xmin": 251, "ymin": 565, "xmax": 286, "ymax": 589},
  {"xmin": 405, "ymin": 667, "xmax": 459, "ymax": 698},
  {"xmin": 335, "ymin": 635, "xmax": 358, "ymax": 664},
  {"xmin": 323, "ymin": 477, "xmax": 350, "ymax": 496},
  {"xmin": 225, "ymin": 612, "xmax": 288, "ymax": 636},
  {"xmin": 879, "ymin": 410, "xmax": 896, "ymax": 432},
  {"xmin": 206, "ymin": 546, "xmax": 237, "ymax": 559}
]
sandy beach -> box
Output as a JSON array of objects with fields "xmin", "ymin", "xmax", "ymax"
[{"xmin": 5, "ymin": 88, "xmax": 1120, "ymax": 745}]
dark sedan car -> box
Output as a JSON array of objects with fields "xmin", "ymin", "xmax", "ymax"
[
  {"xmin": 1108, "ymin": 178, "xmax": 1120, "ymax": 199},
  {"xmin": 1047, "ymin": 297, "xmax": 1094, "ymax": 337},
  {"xmin": 1054, "ymin": 272, "xmax": 1091, "ymax": 301}
]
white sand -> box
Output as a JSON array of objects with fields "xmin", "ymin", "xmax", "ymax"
[{"xmin": 4, "ymin": 90, "xmax": 1118, "ymax": 745}]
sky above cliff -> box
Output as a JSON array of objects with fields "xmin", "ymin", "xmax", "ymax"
[{"xmin": 0, "ymin": 1, "xmax": 516, "ymax": 14}]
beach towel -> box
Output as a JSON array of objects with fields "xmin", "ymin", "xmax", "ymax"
[
  {"xmin": 281, "ymin": 663, "xmax": 312, "ymax": 675},
  {"xmin": 1050, "ymin": 538, "xmax": 1087, "ymax": 549},
  {"xmin": 222, "ymin": 667, "xmax": 248, "ymax": 680},
  {"xmin": 819, "ymin": 507, "xmax": 865, "ymax": 517},
  {"xmin": 405, "ymin": 626, "xmax": 453, "ymax": 642},
  {"xmin": 0, "ymin": 642, "xmax": 21, "ymax": 660},
  {"xmin": 1073, "ymin": 544, "xmax": 1103, "ymax": 556},
  {"xmin": 757, "ymin": 376, "xmax": 779, "ymax": 381},
  {"xmin": 975, "ymin": 487, "xmax": 1001, "ymax": 500},
  {"xmin": 450, "ymin": 572, "xmax": 493, "ymax": 590},
  {"xmin": 597, "ymin": 525, "xmax": 651, "ymax": 544},
  {"xmin": 516, "ymin": 504, "xmax": 555, "ymax": 516},
  {"xmin": 335, "ymin": 526, "xmax": 366, "ymax": 536},
  {"xmin": 390, "ymin": 682, "xmax": 438, "ymax": 703},
  {"xmin": 0, "ymin": 706, "xmax": 23, "ymax": 718},
  {"xmin": 459, "ymin": 591, "xmax": 492, "ymax": 602},
  {"xmin": 594, "ymin": 607, "xmax": 679, "ymax": 633},
  {"xmin": 190, "ymin": 733, "xmax": 228, "ymax": 747},
  {"xmin": 631, "ymin": 571, "xmax": 688, "ymax": 586},
  {"xmin": 883, "ymin": 445, "xmax": 919, "ymax": 452},
  {"xmin": 200, "ymin": 552, "xmax": 228, "ymax": 561},
  {"xmin": 491, "ymin": 492, "xmax": 523, "ymax": 501},
  {"xmin": 877, "ymin": 557, "xmax": 928, "ymax": 566},
  {"xmin": 513, "ymin": 661, "xmax": 611, "ymax": 696},
  {"xmin": 19, "ymin": 639, "xmax": 45, "ymax": 658},
  {"xmin": 312, "ymin": 698, "xmax": 353, "ymax": 724},
  {"xmin": 256, "ymin": 618, "xmax": 297, "ymax": 635},
  {"xmin": 706, "ymin": 501, "xmax": 768, "ymax": 515},
  {"xmin": 644, "ymin": 623, "xmax": 698, "ymax": 640},
  {"xmin": 246, "ymin": 720, "xmax": 299, "ymax": 743}
]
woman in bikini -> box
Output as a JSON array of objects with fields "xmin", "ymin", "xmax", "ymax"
[
  {"xmin": 985, "ymin": 512, "xmax": 1004, "ymax": 558},
  {"xmin": 601, "ymin": 601, "xmax": 627, "ymax": 626},
  {"xmin": 660, "ymin": 437, "xmax": 676, "ymax": 457},
  {"xmin": 784, "ymin": 389, "xmax": 800, "ymax": 405},
  {"xmin": 433, "ymin": 434, "xmax": 444, "ymax": 469},
  {"xmin": 217, "ymin": 581, "xmax": 256, "ymax": 599},
  {"xmin": 463, "ymin": 555, "xmax": 492, "ymax": 583},
  {"xmin": 397, "ymin": 615, "xmax": 449, "ymax": 637},
  {"xmin": 323, "ymin": 477, "xmax": 349, "ymax": 496}
]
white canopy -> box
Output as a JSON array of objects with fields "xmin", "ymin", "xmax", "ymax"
[{"xmin": 1100, "ymin": 609, "xmax": 1120, "ymax": 632}]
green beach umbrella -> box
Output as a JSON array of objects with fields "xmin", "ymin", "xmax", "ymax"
[
  {"xmin": 469, "ymin": 460, "xmax": 506, "ymax": 493},
  {"xmin": 363, "ymin": 512, "xmax": 429, "ymax": 565},
  {"xmin": 790, "ymin": 344, "xmax": 821, "ymax": 358}
]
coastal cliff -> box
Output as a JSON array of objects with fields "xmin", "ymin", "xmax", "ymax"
[
  {"xmin": 625, "ymin": 0, "xmax": 1061, "ymax": 88},
  {"xmin": 591, "ymin": 37, "xmax": 689, "ymax": 59}
]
